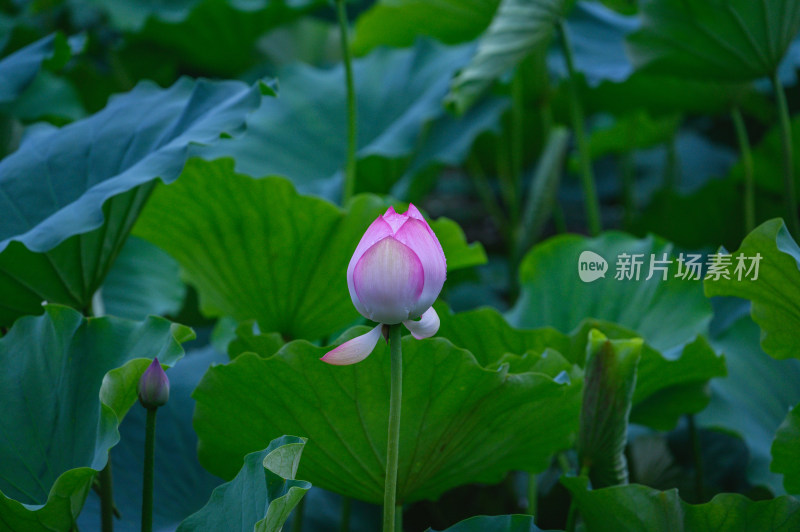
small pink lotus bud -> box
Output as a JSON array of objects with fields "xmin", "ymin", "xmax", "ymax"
[
  {"xmin": 138, "ymin": 358, "xmax": 170, "ymax": 409},
  {"xmin": 321, "ymin": 204, "xmax": 446, "ymax": 365}
]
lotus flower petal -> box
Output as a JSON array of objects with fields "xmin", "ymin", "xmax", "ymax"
[
  {"xmin": 381, "ymin": 206, "xmax": 408, "ymax": 232},
  {"xmin": 393, "ymin": 217, "xmax": 446, "ymax": 317},
  {"xmin": 406, "ymin": 204, "xmax": 442, "ymax": 246},
  {"xmin": 138, "ymin": 358, "xmax": 170, "ymax": 408},
  {"xmin": 403, "ymin": 307, "xmax": 440, "ymax": 339},
  {"xmin": 352, "ymin": 236, "xmax": 424, "ymax": 323},
  {"xmin": 406, "ymin": 204, "xmax": 432, "ymax": 230},
  {"xmin": 320, "ymin": 324, "xmax": 383, "ymax": 365},
  {"xmin": 346, "ymin": 216, "xmax": 394, "ymax": 290}
]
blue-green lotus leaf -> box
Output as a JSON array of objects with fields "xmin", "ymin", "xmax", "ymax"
[
  {"xmin": 0, "ymin": 77, "xmax": 264, "ymax": 326},
  {"xmin": 201, "ymin": 39, "xmax": 504, "ymax": 200},
  {"xmin": 562, "ymin": 476, "xmax": 800, "ymax": 531},
  {"xmin": 177, "ymin": 435, "xmax": 311, "ymax": 532},
  {"xmin": 0, "ymin": 305, "xmax": 192, "ymax": 531},
  {"xmin": 0, "ymin": 33, "xmax": 72, "ymax": 105}
]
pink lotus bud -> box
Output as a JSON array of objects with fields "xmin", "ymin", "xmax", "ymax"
[
  {"xmin": 321, "ymin": 204, "xmax": 446, "ymax": 365},
  {"xmin": 138, "ymin": 358, "xmax": 170, "ymax": 409}
]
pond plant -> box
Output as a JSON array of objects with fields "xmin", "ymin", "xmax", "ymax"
[{"xmin": 2, "ymin": 0, "xmax": 800, "ymax": 531}]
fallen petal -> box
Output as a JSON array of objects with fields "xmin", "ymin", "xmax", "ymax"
[
  {"xmin": 403, "ymin": 307, "xmax": 440, "ymax": 339},
  {"xmin": 320, "ymin": 325, "xmax": 383, "ymax": 365}
]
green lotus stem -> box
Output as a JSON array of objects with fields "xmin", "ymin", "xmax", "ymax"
[
  {"xmin": 565, "ymin": 501, "xmax": 578, "ymax": 532},
  {"xmin": 510, "ymin": 69, "xmax": 525, "ymax": 225},
  {"xmin": 731, "ymin": 107, "xmax": 755, "ymax": 232},
  {"xmin": 337, "ymin": 0, "xmax": 358, "ymax": 203},
  {"xmin": 558, "ymin": 20, "xmax": 601, "ymax": 236},
  {"xmin": 620, "ymin": 153, "xmax": 635, "ymax": 229},
  {"xmin": 141, "ymin": 408, "xmax": 157, "ymax": 532},
  {"xmin": 565, "ymin": 465, "xmax": 589, "ymax": 532},
  {"xmin": 553, "ymin": 202, "xmax": 567, "ymax": 234},
  {"xmin": 772, "ymin": 71, "xmax": 798, "ymax": 237},
  {"xmin": 664, "ymin": 134, "xmax": 679, "ymax": 190},
  {"xmin": 339, "ymin": 496, "xmax": 351, "ymax": 532},
  {"xmin": 383, "ymin": 324, "xmax": 403, "ymax": 532},
  {"xmin": 687, "ymin": 414, "xmax": 705, "ymax": 501},
  {"xmin": 527, "ymin": 473, "xmax": 537, "ymax": 519},
  {"xmin": 90, "ymin": 289, "xmax": 114, "ymax": 532},
  {"xmin": 620, "ymin": 116, "xmax": 636, "ymax": 229},
  {"xmin": 557, "ymin": 451, "xmax": 571, "ymax": 474},
  {"xmin": 99, "ymin": 460, "xmax": 114, "ymax": 532},
  {"xmin": 466, "ymin": 154, "xmax": 509, "ymax": 237},
  {"xmin": 292, "ymin": 497, "xmax": 305, "ymax": 532},
  {"xmin": 496, "ymin": 131, "xmax": 517, "ymax": 225}
]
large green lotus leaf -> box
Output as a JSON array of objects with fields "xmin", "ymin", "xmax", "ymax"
[
  {"xmin": 446, "ymin": 0, "xmax": 574, "ymax": 113},
  {"xmin": 772, "ymin": 405, "xmax": 800, "ymax": 494},
  {"xmin": 427, "ymin": 515, "xmax": 548, "ymax": 531},
  {"xmin": 352, "ymin": 0, "xmax": 499, "ymax": 54},
  {"xmin": 0, "ymin": 77, "xmax": 264, "ymax": 327},
  {"xmin": 562, "ymin": 476, "xmax": 800, "ymax": 531},
  {"xmin": 627, "ymin": 332, "xmax": 725, "ymax": 431},
  {"xmin": 507, "ymin": 232, "xmax": 713, "ymax": 353},
  {"xmin": 697, "ymin": 315, "xmax": 800, "ymax": 495},
  {"xmin": 85, "ymin": 0, "xmax": 315, "ymax": 33},
  {"xmin": 84, "ymin": 0, "xmax": 199, "ymax": 31},
  {"xmin": 99, "ymin": 236, "xmax": 187, "ymax": 321},
  {"xmin": 434, "ymin": 302, "xmax": 570, "ymax": 367},
  {"xmin": 0, "ymin": 14, "xmax": 17, "ymax": 53},
  {"xmin": 0, "ymin": 77, "xmax": 264, "ymax": 253},
  {"xmin": 122, "ymin": 0, "xmax": 321, "ymax": 77},
  {"xmin": 0, "ymin": 33, "xmax": 70, "ymax": 105},
  {"xmin": 5, "ymin": 69, "xmax": 85, "ymax": 124},
  {"xmin": 0, "ymin": 184, "xmax": 153, "ymax": 326},
  {"xmin": 390, "ymin": 95, "xmax": 510, "ymax": 202},
  {"xmin": 580, "ymin": 110, "xmax": 680, "ymax": 162},
  {"xmin": 200, "ymin": 39, "xmax": 504, "ymax": 200},
  {"xmin": 192, "ymin": 332, "xmax": 581, "ymax": 504},
  {"xmin": 626, "ymin": 0, "xmax": 800, "ymax": 82},
  {"xmin": 548, "ymin": 1, "xmax": 637, "ymax": 87},
  {"xmin": 228, "ymin": 321, "xmax": 285, "ymax": 360},
  {"xmin": 704, "ymin": 219, "xmax": 800, "ymax": 361},
  {"xmin": 178, "ymin": 435, "xmax": 311, "ymax": 532},
  {"xmin": 773, "ymin": 404, "xmax": 800, "ymax": 493},
  {"xmin": 435, "ymin": 305, "xmax": 725, "ymax": 430},
  {"xmin": 134, "ymin": 158, "xmax": 485, "ymax": 341},
  {"xmin": 0, "ymin": 305, "xmax": 192, "ymax": 531}
]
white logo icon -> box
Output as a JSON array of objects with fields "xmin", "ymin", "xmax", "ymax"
[{"xmin": 578, "ymin": 251, "xmax": 608, "ymax": 283}]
